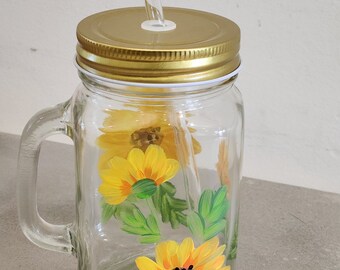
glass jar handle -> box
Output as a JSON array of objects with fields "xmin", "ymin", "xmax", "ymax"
[{"xmin": 17, "ymin": 100, "xmax": 75, "ymax": 254}]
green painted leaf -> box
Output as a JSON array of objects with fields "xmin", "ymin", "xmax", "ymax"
[
  {"xmin": 206, "ymin": 203, "xmax": 228, "ymax": 224},
  {"xmin": 146, "ymin": 215, "xmax": 159, "ymax": 233},
  {"xmin": 198, "ymin": 190, "xmax": 213, "ymax": 218},
  {"xmin": 101, "ymin": 199, "xmax": 160, "ymax": 244},
  {"xmin": 228, "ymin": 225, "xmax": 238, "ymax": 260},
  {"xmin": 187, "ymin": 186, "xmax": 230, "ymax": 241},
  {"xmin": 187, "ymin": 212, "xmax": 205, "ymax": 240},
  {"xmin": 161, "ymin": 182, "xmax": 176, "ymax": 196},
  {"xmin": 213, "ymin": 185, "xmax": 228, "ymax": 206},
  {"xmin": 203, "ymin": 219, "xmax": 226, "ymax": 241},
  {"xmin": 140, "ymin": 234, "xmax": 160, "ymax": 244},
  {"xmin": 121, "ymin": 211, "xmax": 160, "ymax": 244},
  {"xmin": 120, "ymin": 211, "xmax": 139, "ymax": 227},
  {"xmin": 121, "ymin": 224, "xmax": 148, "ymax": 235},
  {"xmin": 101, "ymin": 203, "xmax": 117, "ymax": 223},
  {"xmin": 151, "ymin": 182, "xmax": 188, "ymax": 229},
  {"xmin": 169, "ymin": 210, "xmax": 180, "ymax": 229},
  {"xmin": 161, "ymin": 194, "xmax": 170, "ymax": 223},
  {"xmin": 132, "ymin": 179, "xmax": 157, "ymax": 199},
  {"xmin": 152, "ymin": 188, "xmax": 162, "ymax": 212},
  {"xmin": 228, "ymin": 247, "xmax": 237, "ymax": 260},
  {"xmin": 126, "ymin": 194, "xmax": 138, "ymax": 203},
  {"xmin": 132, "ymin": 208, "xmax": 146, "ymax": 226},
  {"xmin": 177, "ymin": 212, "xmax": 188, "ymax": 226},
  {"xmin": 118, "ymin": 201, "xmax": 135, "ymax": 216},
  {"xmin": 168, "ymin": 197, "xmax": 188, "ymax": 211}
]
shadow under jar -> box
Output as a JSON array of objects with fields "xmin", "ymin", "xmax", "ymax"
[{"xmin": 17, "ymin": 7, "xmax": 244, "ymax": 270}]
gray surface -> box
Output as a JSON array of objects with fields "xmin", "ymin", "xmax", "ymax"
[{"xmin": 1, "ymin": 132, "xmax": 340, "ymax": 269}]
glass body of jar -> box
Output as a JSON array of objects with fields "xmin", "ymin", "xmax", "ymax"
[{"xmin": 17, "ymin": 69, "xmax": 244, "ymax": 270}]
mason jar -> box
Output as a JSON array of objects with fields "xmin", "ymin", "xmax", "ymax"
[{"xmin": 17, "ymin": 7, "xmax": 243, "ymax": 270}]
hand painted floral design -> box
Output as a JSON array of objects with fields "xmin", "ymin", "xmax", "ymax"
[
  {"xmin": 135, "ymin": 237, "xmax": 230, "ymax": 270},
  {"xmin": 96, "ymin": 109, "xmax": 234, "ymax": 250},
  {"xmin": 97, "ymin": 109, "xmax": 201, "ymax": 169},
  {"xmin": 99, "ymin": 144, "xmax": 179, "ymax": 205}
]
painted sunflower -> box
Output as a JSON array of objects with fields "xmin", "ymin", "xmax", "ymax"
[
  {"xmin": 98, "ymin": 145, "xmax": 179, "ymax": 205},
  {"xmin": 97, "ymin": 109, "xmax": 201, "ymax": 170},
  {"xmin": 135, "ymin": 237, "xmax": 230, "ymax": 270}
]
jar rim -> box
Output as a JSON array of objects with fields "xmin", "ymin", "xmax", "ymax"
[{"xmin": 74, "ymin": 57, "xmax": 241, "ymax": 89}]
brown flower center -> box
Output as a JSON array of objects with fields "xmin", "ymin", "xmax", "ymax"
[
  {"xmin": 173, "ymin": 266, "xmax": 194, "ymax": 270},
  {"xmin": 131, "ymin": 127, "xmax": 163, "ymax": 151}
]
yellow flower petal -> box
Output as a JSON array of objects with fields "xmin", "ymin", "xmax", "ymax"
[
  {"xmin": 100, "ymin": 188, "xmax": 127, "ymax": 205},
  {"xmin": 97, "ymin": 132, "xmax": 130, "ymax": 148},
  {"xmin": 161, "ymin": 159, "xmax": 180, "ymax": 183},
  {"xmin": 98, "ymin": 175, "xmax": 132, "ymax": 205},
  {"xmin": 146, "ymin": 148, "xmax": 167, "ymax": 183},
  {"xmin": 144, "ymin": 145, "xmax": 166, "ymax": 178},
  {"xmin": 99, "ymin": 170, "xmax": 121, "ymax": 184},
  {"xmin": 104, "ymin": 194, "xmax": 128, "ymax": 205},
  {"xmin": 155, "ymin": 242, "xmax": 169, "ymax": 267},
  {"xmin": 136, "ymin": 237, "xmax": 230, "ymax": 270},
  {"xmin": 196, "ymin": 245, "xmax": 226, "ymax": 268},
  {"xmin": 127, "ymin": 148, "xmax": 146, "ymax": 179},
  {"xmin": 98, "ymin": 183, "xmax": 122, "ymax": 196},
  {"xmin": 101, "ymin": 109, "xmax": 159, "ymax": 133},
  {"xmin": 192, "ymin": 136, "xmax": 202, "ymax": 154},
  {"xmin": 156, "ymin": 240, "xmax": 178, "ymax": 269},
  {"xmin": 200, "ymin": 255, "xmax": 225, "ymax": 270},
  {"xmin": 135, "ymin": 256, "xmax": 163, "ymax": 270},
  {"xmin": 192, "ymin": 237, "xmax": 219, "ymax": 262},
  {"xmin": 98, "ymin": 147, "xmax": 131, "ymax": 170},
  {"xmin": 216, "ymin": 139, "xmax": 231, "ymax": 188},
  {"xmin": 106, "ymin": 157, "xmax": 135, "ymax": 185},
  {"xmin": 178, "ymin": 238, "xmax": 194, "ymax": 266}
]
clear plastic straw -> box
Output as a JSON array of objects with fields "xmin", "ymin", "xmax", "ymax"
[{"xmin": 144, "ymin": 0, "xmax": 165, "ymax": 26}]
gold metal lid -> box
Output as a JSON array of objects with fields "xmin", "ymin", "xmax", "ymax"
[{"xmin": 76, "ymin": 7, "xmax": 240, "ymax": 84}]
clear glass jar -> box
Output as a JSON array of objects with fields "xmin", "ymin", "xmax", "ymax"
[{"xmin": 17, "ymin": 7, "xmax": 243, "ymax": 270}]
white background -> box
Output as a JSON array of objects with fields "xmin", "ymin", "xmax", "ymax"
[{"xmin": 1, "ymin": 0, "xmax": 340, "ymax": 193}]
